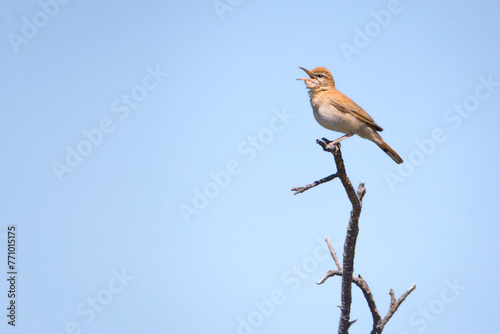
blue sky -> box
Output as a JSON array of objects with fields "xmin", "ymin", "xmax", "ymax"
[{"xmin": 1, "ymin": 0, "xmax": 500, "ymax": 333}]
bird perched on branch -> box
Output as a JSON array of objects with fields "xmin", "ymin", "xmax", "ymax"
[{"xmin": 298, "ymin": 67, "xmax": 403, "ymax": 164}]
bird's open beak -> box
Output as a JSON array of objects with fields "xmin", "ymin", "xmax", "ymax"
[{"xmin": 297, "ymin": 67, "xmax": 315, "ymax": 81}]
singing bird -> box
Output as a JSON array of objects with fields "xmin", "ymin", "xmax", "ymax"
[{"xmin": 298, "ymin": 67, "xmax": 403, "ymax": 164}]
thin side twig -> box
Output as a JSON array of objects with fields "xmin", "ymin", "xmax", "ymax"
[
  {"xmin": 374, "ymin": 284, "xmax": 417, "ymax": 333},
  {"xmin": 291, "ymin": 173, "xmax": 338, "ymax": 194},
  {"xmin": 325, "ymin": 236, "xmax": 342, "ymax": 271}
]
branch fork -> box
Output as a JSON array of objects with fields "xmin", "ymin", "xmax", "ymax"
[{"xmin": 318, "ymin": 238, "xmax": 416, "ymax": 334}]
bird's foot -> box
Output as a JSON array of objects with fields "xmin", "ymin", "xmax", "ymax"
[
  {"xmin": 324, "ymin": 132, "xmax": 354, "ymax": 149},
  {"xmin": 322, "ymin": 138, "xmax": 341, "ymax": 150},
  {"xmin": 326, "ymin": 141, "xmax": 341, "ymax": 150},
  {"xmin": 316, "ymin": 138, "xmax": 340, "ymax": 151}
]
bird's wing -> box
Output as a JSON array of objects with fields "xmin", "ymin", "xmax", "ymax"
[{"xmin": 328, "ymin": 92, "xmax": 384, "ymax": 132}]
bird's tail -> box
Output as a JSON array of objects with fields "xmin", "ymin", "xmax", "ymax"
[{"xmin": 372, "ymin": 132, "xmax": 404, "ymax": 164}]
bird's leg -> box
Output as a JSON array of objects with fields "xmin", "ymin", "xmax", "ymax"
[{"xmin": 326, "ymin": 132, "xmax": 354, "ymax": 148}]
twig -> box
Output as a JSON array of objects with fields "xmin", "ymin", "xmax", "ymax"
[
  {"xmin": 291, "ymin": 173, "xmax": 339, "ymax": 195},
  {"xmin": 374, "ymin": 284, "xmax": 417, "ymax": 333},
  {"xmin": 325, "ymin": 237, "xmax": 342, "ymax": 271},
  {"xmin": 290, "ymin": 138, "xmax": 339, "ymax": 195}
]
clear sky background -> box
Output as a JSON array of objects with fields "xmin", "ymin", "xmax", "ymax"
[{"xmin": 1, "ymin": 0, "xmax": 499, "ymax": 333}]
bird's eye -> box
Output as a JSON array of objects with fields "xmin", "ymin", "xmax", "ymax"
[{"xmin": 317, "ymin": 74, "xmax": 324, "ymax": 78}]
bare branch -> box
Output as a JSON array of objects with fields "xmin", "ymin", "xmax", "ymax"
[
  {"xmin": 293, "ymin": 139, "xmax": 415, "ymax": 333},
  {"xmin": 330, "ymin": 146, "xmax": 363, "ymax": 334},
  {"xmin": 376, "ymin": 284, "xmax": 417, "ymax": 332},
  {"xmin": 291, "ymin": 173, "xmax": 339, "ymax": 195},
  {"xmin": 326, "ymin": 237, "xmax": 342, "ymax": 271},
  {"xmin": 355, "ymin": 275, "xmax": 382, "ymax": 330},
  {"xmin": 294, "ymin": 139, "xmax": 362, "ymax": 334},
  {"xmin": 317, "ymin": 269, "xmax": 341, "ymax": 285},
  {"xmin": 318, "ymin": 243, "xmax": 416, "ymax": 334}
]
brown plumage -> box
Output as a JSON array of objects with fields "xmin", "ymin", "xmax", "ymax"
[{"xmin": 298, "ymin": 67, "xmax": 403, "ymax": 164}]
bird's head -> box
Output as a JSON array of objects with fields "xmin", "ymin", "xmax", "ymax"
[{"xmin": 297, "ymin": 67, "xmax": 335, "ymax": 91}]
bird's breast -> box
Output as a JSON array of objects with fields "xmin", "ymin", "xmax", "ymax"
[{"xmin": 311, "ymin": 101, "xmax": 361, "ymax": 135}]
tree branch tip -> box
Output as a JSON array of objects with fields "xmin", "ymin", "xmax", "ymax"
[
  {"xmin": 357, "ymin": 182, "xmax": 367, "ymax": 201},
  {"xmin": 316, "ymin": 139, "xmax": 328, "ymax": 151},
  {"xmin": 389, "ymin": 289, "xmax": 396, "ymax": 306},
  {"xmin": 316, "ymin": 138, "xmax": 340, "ymax": 152}
]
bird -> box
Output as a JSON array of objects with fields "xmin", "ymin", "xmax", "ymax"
[{"xmin": 298, "ymin": 67, "xmax": 403, "ymax": 164}]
